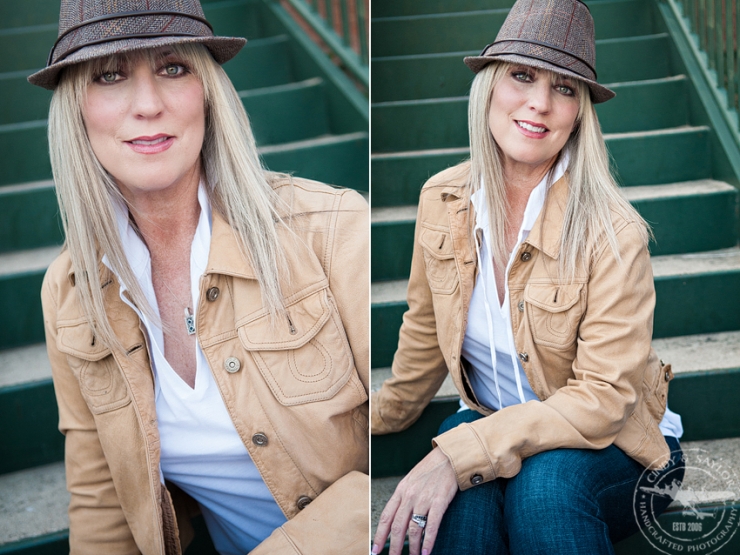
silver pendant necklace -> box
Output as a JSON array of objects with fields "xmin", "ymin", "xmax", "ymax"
[{"xmin": 158, "ymin": 278, "xmax": 196, "ymax": 336}]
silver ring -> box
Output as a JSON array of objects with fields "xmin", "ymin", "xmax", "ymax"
[{"xmin": 410, "ymin": 514, "xmax": 427, "ymax": 529}]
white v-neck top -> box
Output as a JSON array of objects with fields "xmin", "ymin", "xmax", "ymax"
[
  {"xmin": 461, "ymin": 156, "xmax": 683, "ymax": 438},
  {"xmin": 103, "ymin": 186, "xmax": 286, "ymax": 554}
]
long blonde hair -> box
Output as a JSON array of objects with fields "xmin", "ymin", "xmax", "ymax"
[
  {"xmin": 467, "ymin": 61, "xmax": 650, "ymax": 280},
  {"xmin": 48, "ymin": 43, "xmax": 288, "ymax": 352}
]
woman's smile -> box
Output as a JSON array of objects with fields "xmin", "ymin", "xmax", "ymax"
[
  {"xmin": 488, "ymin": 66, "xmax": 579, "ymax": 176},
  {"xmin": 82, "ymin": 50, "xmax": 205, "ymax": 202}
]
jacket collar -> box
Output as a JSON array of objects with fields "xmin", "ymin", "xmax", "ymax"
[
  {"xmin": 204, "ymin": 209, "xmax": 258, "ymax": 280},
  {"xmin": 437, "ymin": 171, "xmax": 570, "ymax": 261}
]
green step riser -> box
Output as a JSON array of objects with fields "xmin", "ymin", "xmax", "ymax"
[
  {"xmin": 371, "ymin": 271, "xmax": 740, "ymax": 368},
  {"xmin": 0, "ymin": 97, "xmax": 359, "ymax": 190},
  {"xmin": 0, "ymin": 381, "xmax": 63, "ymax": 475},
  {"xmin": 0, "ymin": 130, "xmax": 363, "ymax": 254},
  {"xmin": 371, "ymin": 35, "xmax": 673, "ymax": 103},
  {"xmin": 0, "ymin": 2, "xmax": 263, "ymax": 74},
  {"xmin": 372, "ymin": 79, "xmax": 689, "ymax": 153},
  {"xmin": 0, "ymin": 273, "xmax": 46, "ymax": 350},
  {"xmin": 371, "ymin": 190, "xmax": 739, "ymax": 281},
  {"xmin": 0, "ymin": 188, "xmax": 63, "ymax": 253},
  {"xmin": 371, "ymin": 1, "xmax": 654, "ymax": 58},
  {"xmin": 3, "ymin": 367, "xmax": 737, "ymax": 483},
  {"xmin": 0, "ymin": 38, "xmax": 294, "ymax": 126},
  {"xmin": 371, "ymin": 129, "xmax": 712, "ymax": 206},
  {"xmin": 371, "ymin": 369, "xmax": 740, "ymax": 478}
]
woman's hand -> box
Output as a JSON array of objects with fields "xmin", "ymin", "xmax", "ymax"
[{"xmin": 372, "ymin": 447, "xmax": 458, "ymax": 555}]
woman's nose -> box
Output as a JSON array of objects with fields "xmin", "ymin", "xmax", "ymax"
[
  {"xmin": 528, "ymin": 80, "xmax": 552, "ymax": 114},
  {"xmin": 130, "ymin": 70, "xmax": 165, "ymax": 118}
]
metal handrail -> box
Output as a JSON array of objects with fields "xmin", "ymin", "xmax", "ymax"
[
  {"xmin": 670, "ymin": 0, "xmax": 740, "ymax": 129},
  {"xmin": 279, "ymin": 0, "xmax": 368, "ymax": 87}
]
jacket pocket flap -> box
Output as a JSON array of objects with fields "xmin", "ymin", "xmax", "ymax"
[
  {"xmin": 419, "ymin": 227, "xmax": 454, "ymax": 260},
  {"xmin": 57, "ymin": 322, "xmax": 112, "ymax": 361},
  {"xmin": 524, "ymin": 283, "xmax": 583, "ymax": 313},
  {"xmin": 238, "ymin": 289, "xmax": 331, "ymax": 351}
]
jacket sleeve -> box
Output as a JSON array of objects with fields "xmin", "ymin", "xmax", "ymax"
[
  {"xmin": 371, "ymin": 190, "xmax": 450, "ymax": 434},
  {"xmin": 434, "ymin": 220, "xmax": 659, "ymax": 489},
  {"xmin": 327, "ymin": 188, "xmax": 369, "ymax": 394},
  {"xmin": 249, "ymin": 471, "xmax": 369, "ymax": 555},
  {"xmin": 41, "ymin": 270, "xmax": 140, "ymax": 555}
]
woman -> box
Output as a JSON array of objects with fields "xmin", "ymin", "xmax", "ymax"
[
  {"xmin": 31, "ymin": 1, "xmax": 368, "ymax": 554},
  {"xmin": 371, "ymin": 1, "xmax": 683, "ymax": 554}
]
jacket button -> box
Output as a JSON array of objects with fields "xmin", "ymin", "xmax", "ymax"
[
  {"xmin": 206, "ymin": 287, "xmax": 220, "ymax": 302},
  {"xmin": 665, "ymin": 371, "xmax": 671, "ymax": 382},
  {"xmin": 517, "ymin": 300, "xmax": 524, "ymax": 312},
  {"xmin": 297, "ymin": 496, "xmax": 312, "ymax": 510},
  {"xmin": 252, "ymin": 433, "xmax": 268, "ymax": 446},
  {"xmin": 520, "ymin": 252, "xmax": 532, "ymax": 262},
  {"xmin": 224, "ymin": 357, "xmax": 241, "ymax": 373},
  {"xmin": 519, "ymin": 352, "xmax": 529, "ymax": 363},
  {"xmin": 471, "ymin": 474, "xmax": 484, "ymax": 485}
]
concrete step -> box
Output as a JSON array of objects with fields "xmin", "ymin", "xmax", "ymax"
[
  {"xmin": 371, "ymin": 0, "xmax": 655, "ymax": 58},
  {"xmin": 371, "ymin": 126, "xmax": 713, "ymax": 205},
  {"xmin": 371, "ymin": 34, "xmax": 674, "ymax": 103},
  {"xmin": 371, "ymin": 180, "xmax": 738, "ymax": 281},
  {"xmin": 370, "ymin": 437, "xmax": 740, "ymax": 549},
  {"xmin": 372, "ymin": 76, "xmax": 690, "ymax": 152},
  {"xmin": 371, "ymin": 247, "xmax": 740, "ymax": 368},
  {"xmin": 0, "ymin": 462, "xmax": 68, "ymax": 548}
]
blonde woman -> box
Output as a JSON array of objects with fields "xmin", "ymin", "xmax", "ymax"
[
  {"xmin": 31, "ymin": 1, "xmax": 368, "ymax": 553},
  {"xmin": 372, "ymin": 1, "xmax": 683, "ymax": 554}
]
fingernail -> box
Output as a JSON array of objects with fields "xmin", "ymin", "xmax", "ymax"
[
  {"xmin": 371, "ymin": 544, "xmax": 379, "ymax": 554},
  {"xmin": 422, "ymin": 550, "xmax": 429, "ymax": 555}
]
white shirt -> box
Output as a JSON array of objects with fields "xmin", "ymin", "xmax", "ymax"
[
  {"xmin": 462, "ymin": 156, "xmax": 683, "ymax": 438},
  {"xmin": 103, "ymin": 186, "xmax": 286, "ymax": 554}
]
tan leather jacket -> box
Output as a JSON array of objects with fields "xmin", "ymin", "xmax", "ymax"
[
  {"xmin": 42, "ymin": 177, "xmax": 369, "ymax": 555},
  {"xmin": 372, "ymin": 162, "xmax": 672, "ymax": 491}
]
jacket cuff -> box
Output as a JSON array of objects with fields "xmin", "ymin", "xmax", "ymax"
[{"xmin": 433, "ymin": 423, "xmax": 495, "ymax": 491}]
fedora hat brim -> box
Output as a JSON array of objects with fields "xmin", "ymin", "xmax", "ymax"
[
  {"xmin": 28, "ymin": 34, "xmax": 246, "ymax": 90},
  {"xmin": 464, "ymin": 52, "xmax": 615, "ymax": 104}
]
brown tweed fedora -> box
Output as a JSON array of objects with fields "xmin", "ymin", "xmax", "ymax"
[
  {"xmin": 464, "ymin": 0, "xmax": 615, "ymax": 103},
  {"xmin": 28, "ymin": 0, "xmax": 246, "ymax": 90}
]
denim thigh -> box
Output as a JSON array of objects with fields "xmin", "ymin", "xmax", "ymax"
[{"xmin": 432, "ymin": 409, "xmax": 684, "ymax": 555}]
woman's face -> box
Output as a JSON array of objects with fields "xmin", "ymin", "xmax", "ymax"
[
  {"xmin": 82, "ymin": 49, "xmax": 205, "ymax": 202},
  {"xmin": 488, "ymin": 65, "xmax": 580, "ymax": 177}
]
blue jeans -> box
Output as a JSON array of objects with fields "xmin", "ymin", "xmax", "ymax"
[{"xmin": 433, "ymin": 410, "xmax": 684, "ymax": 555}]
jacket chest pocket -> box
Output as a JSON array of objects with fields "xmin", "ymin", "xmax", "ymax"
[
  {"xmin": 523, "ymin": 283, "xmax": 585, "ymax": 349},
  {"xmin": 57, "ymin": 322, "xmax": 131, "ymax": 414},
  {"xmin": 238, "ymin": 288, "xmax": 358, "ymax": 406},
  {"xmin": 420, "ymin": 227, "xmax": 458, "ymax": 295}
]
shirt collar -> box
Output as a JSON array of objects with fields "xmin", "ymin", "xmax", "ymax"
[{"xmin": 470, "ymin": 150, "xmax": 570, "ymax": 236}]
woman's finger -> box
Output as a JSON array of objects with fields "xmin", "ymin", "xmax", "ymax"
[
  {"xmin": 372, "ymin": 491, "xmax": 402, "ymax": 554},
  {"xmin": 419, "ymin": 504, "xmax": 445, "ymax": 555},
  {"xmin": 407, "ymin": 512, "xmax": 427, "ymax": 555}
]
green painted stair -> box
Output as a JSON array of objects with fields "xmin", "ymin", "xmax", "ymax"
[
  {"xmin": 0, "ymin": 0, "xmax": 367, "ymax": 553},
  {"xmin": 370, "ymin": 0, "xmax": 740, "ymax": 553}
]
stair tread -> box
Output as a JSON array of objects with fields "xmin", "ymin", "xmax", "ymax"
[
  {"xmin": 372, "ymin": 330, "xmax": 740, "ymax": 390},
  {"xmin": 371, "ymin": 436, "xmax": 740, "ymax": 530},
  {"xmin": 0, "ymin": 343, "xmax": 51, "ymax": 388},
  {"xmin": 0, "ymin": 246, "xmax": 61, "ymax": 278},
  {"xmin": 371, "ymin": 180, "xmax": 737, "ymax": 223},
  {"xmin": 258, "ymin": 131, "xmax": 368, "ymax": 154},
  {"xmin": 372, "ymin": 247, "xmax": 740, "ymax": 303},
  {"xmin": 0, "ymin": 461, "xmax": 68, "ymax": 546}
]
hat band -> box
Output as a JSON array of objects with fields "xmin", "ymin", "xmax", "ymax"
[
  {"xmin": 48, "ymin": 10, "xmax": 213, "ymax": 65},
  {"xmin": 487, "ymin": 38, "xmax": 597, "ymax": 79}
]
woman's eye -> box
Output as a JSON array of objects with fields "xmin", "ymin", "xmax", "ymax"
[
  {"xmin": 513, "ymin": 71, "xmax": 532, "ymax": 82},
  {"xmin": 556, "ymin": 84, "xmax": 574, "ymax": 95},
  {"xmin": 97, "ymin": 71, "xmax": 120, "ymax": 83},
  {"xmin": 162, "ymin": 64, "xmax": 186, "ymax": 76}
]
